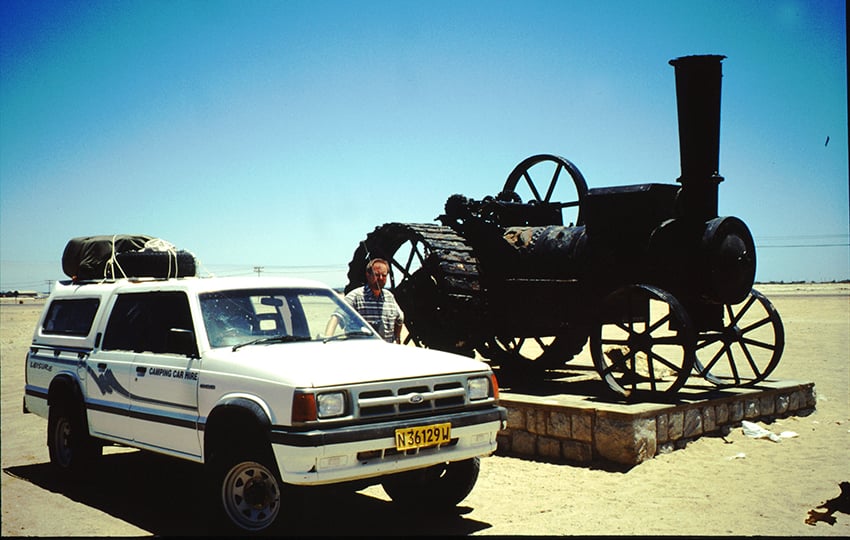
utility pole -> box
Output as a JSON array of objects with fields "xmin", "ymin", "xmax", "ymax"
[{"xmin": 253, "ymin": 266, "xmax": 264, "ymax": 277}]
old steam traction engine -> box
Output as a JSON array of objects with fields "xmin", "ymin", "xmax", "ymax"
[{"xmin": 345, "ymin": 55, "xmax": 785, "ymax": 399}]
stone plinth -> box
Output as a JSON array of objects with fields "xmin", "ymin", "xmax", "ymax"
[{"xmin": 495, "ymin": 379, "xmax": 816, "ymax": 467}]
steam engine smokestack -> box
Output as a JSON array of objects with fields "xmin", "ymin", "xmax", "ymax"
[{"xmin": 669, "ymin": 54, "xmax": 726, "ymax": 221}]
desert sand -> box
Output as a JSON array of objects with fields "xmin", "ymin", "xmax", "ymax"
[{"xmin": 1, "ymin": 283, "xmax": 848, "ymax": 536}]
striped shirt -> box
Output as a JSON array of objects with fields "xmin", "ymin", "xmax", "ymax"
[{"xmin": 344, "ymin": 285, "xmax": 404, "ymax": 342}]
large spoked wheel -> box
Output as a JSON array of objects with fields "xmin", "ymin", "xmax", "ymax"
[
  {"xmin": 502, "ymin": 154, "xmax": 589, "ymax": 226},
  {"xmin": 345, "ymin": 223, "xmax": 484, "ymax": 354},
  {"xmin": 590, "ymin": 285, "xmax": 696, "ymax": 398},
  {"xmin": 381, "ymin": 457, "xmax": 480, "ymax": 511},
  {"xmin": 694, "ymin": 288, "xmax": 785, "ymax": 387}
]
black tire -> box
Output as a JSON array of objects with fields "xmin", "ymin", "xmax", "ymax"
[
  {"xmin": 112, "ymin": 250, "xmax": 196, "ymax": 279},
  {"xmin": 47, "ymin": 397, "xmax": 100, "ymax": 473},
  {"xmin": 381, "ymin": 457, "xmax": 480, "ymax": 511},
  {"xmin": 209, "ymin": 447, "xmax": 283, "ymax": 533},
  {"xmin": 344, "ymin": 223, "xmax": 486, "ymax": 354}
]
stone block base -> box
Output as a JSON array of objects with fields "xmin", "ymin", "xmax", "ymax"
[{"xmin": 495, "ymin": 379, "xmax": 815, "ymax": 467}]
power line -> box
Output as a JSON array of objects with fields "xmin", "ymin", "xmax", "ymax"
[
  {"xmin": 754, "ymin": 233, "xmax": 850, "ymax": 249},
  {"xmin": 757, "ymin": 243, "xmax": 849, "ymax": 248}
]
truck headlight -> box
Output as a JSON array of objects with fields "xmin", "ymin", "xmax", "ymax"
[
  {"xmin": 317, "ymin": 392, "xmax": 346, "ymax": 418},
  {"xmin": 467, "ymin": 376, "xmax": 491, "ymax": 401}
]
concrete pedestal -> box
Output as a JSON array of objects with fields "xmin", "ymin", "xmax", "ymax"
[{"xmin": 495, "ymin": 376, "xmax": 816, "ymax": 467}]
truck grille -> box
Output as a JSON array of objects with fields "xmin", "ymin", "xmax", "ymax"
[{"xmin": 356, "ymin": 381, "xmax": 466, "ymax": 418}]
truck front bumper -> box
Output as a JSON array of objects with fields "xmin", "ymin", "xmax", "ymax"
[{"xmin": 270, "ymin": 406, "xmax": 507, "ymax": 485}]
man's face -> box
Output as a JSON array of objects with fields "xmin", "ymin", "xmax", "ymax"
[{"xmin": 367, "ymin": 263, "xmax": 389, "ymax": 291}]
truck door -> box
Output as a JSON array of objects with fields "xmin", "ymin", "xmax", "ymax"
[
  {"xmin": 122, "ymin": 291, "xmax": 202, "ymax": 458},
  {"xmin": 88, "ymin": 296, "xmax": 140, "ymax": 442}
]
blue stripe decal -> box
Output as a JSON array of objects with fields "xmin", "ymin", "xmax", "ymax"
[
  {"xmin": 130, "ymin": 406, "xmax": 198, "ymax": 429},
  {"xmin": 84, "ymin": 364, "xmax": 131, "ymax": 399},
  {"xmin": 82, "ymin": 364, "xmax": 196, "ymax": 411},
  {"xmin": 86, "ymin": 398, "xmax": 200, "ymax": 430},
  {"xmin": 25, "ymin": 385, "xmax": 48, "ymax": 400}
]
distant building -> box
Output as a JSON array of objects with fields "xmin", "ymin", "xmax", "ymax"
[{"xmin": 1, "ymin": 290, "xmax": 38, "ymax": 298}]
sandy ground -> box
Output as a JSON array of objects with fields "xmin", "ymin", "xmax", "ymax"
[{"xmin": 1, "ymin": 283, "xmax": 848, "ymax": 536}]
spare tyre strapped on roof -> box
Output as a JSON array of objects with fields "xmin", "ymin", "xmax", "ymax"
[
  {"xmin": 108, "ymin": 249, "xmax": 197, "ymax": 280},
  {"xmin": 61, "ymin": 235, "xmax": 197, "ymax": 281}
]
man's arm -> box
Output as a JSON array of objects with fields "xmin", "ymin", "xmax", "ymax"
[{"xmin": 393, "ymin": 319, "xmax": 403, "ymax": 344}]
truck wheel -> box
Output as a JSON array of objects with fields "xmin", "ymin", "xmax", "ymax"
[
  {"xmin": 382, "ymin": 457, "xmax": 480, "ymax": 510},
  {"xmin": 211, "ymin": 449, "xmax": 282, "ymax": 533},
  {"xmin": 47, "ymin": 397, "xmax": 99, "ymax": 473}
]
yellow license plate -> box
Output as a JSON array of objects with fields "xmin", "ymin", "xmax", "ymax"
[{"xmin": 395, "ymin": 422, "xmax": 451, "ymax": 450}]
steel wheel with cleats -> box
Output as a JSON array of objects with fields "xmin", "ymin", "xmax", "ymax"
[{"xmin": 345, "ymin": 222, "xmax": 485, "ymax": 354}]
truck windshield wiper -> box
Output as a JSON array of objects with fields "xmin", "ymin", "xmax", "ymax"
[
  {"xmin": 232, "ymin": 335, "xmax": 312, "ymax": 351},
  {"xmin": 323, "ymin": 330, "xmax": 376, "ymax": 343}
]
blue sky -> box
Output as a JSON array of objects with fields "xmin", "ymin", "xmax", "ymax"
[{"xmin": 1, "ymin": 0, "xmax": 847, "ymax": 292}]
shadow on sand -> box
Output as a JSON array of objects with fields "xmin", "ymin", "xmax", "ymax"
[{"xmin": 4, "ymin": 450, "xmax": 492, "ymax": 536}]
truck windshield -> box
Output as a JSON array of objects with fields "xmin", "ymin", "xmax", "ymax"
[{"xmin": 199, "ymin": 288, "xmax": 377, "ymax": 349}]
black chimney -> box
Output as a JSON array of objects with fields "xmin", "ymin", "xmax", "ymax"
[{"xmin": 669, "ymin": 54, "xmax": 726, "ymax": 221}]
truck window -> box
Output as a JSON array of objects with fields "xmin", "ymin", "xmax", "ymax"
[
  {"xmin": 199, "ymin": 288, "xmax": 367, "ymax": 347},
  {"xmin": 42, "ymin": 298, "xmax": 100, "ymax": 336},
  {"xmin": 102, "ymin": 292, "xmax": 194, "ymax": 354}
]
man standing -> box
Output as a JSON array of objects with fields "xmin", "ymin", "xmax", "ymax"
[{"xmin": 337, "ymin": 258, "xmax": 404, "ymax": 343}]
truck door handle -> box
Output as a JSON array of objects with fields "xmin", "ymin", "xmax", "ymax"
[
  {"xmin": 136, "ymin": 366, "xmax": 147, "ymax": 375},
  {"xmin": 97, "ymin": 363, "xmax": 107, "ymax": 371}
]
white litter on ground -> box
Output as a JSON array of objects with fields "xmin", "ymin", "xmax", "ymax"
[{"xmin": 741, "ymin": 420, "xmax": 799, "ymax": 442}]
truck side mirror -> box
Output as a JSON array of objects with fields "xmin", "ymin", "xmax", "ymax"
[{"xmin": 168, "ymin": 328, "xmax": 199, "ymax": 358}]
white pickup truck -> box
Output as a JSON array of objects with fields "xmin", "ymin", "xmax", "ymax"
[{"xmin": 24, "ymin": 275, "xmax": 506, "ymax": 533}]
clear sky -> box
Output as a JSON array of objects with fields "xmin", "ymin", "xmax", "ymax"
[{"xmin": 1, "ymin": 0, "xmax": 847, "ymax": 292}]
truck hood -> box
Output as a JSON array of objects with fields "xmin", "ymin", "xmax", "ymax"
[{"xmin": 202, "ymin": 339, "xmax": 490, "ymax": 388}]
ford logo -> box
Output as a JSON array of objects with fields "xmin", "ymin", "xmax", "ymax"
[{"xmin": 408, "ymin": 393, "xmax": 424, "ymax": 404}]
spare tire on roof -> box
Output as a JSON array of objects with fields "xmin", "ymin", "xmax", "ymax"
[
  {"xmin": 62, "ymin": 235, "xmax": 196, "ymax": 281},
  {"xmin": 112, "ymin": 249, "xmax": 196, "ymax": 280}
]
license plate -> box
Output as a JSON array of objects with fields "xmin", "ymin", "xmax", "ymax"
[{"xmin": 395, "ymin": 422, "xmax": 451, "ymax": 451}]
